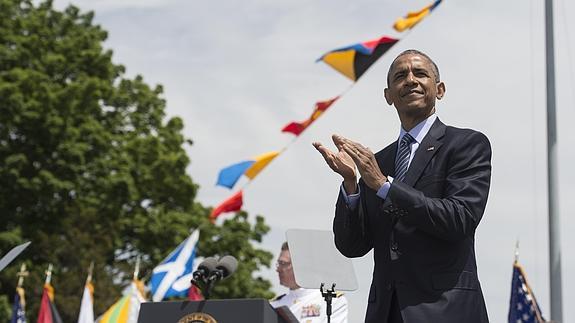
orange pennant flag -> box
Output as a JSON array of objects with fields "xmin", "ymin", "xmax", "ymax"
[{"xmin": 282, "ymin": 97, "xmax": 339, "ymax": 136}]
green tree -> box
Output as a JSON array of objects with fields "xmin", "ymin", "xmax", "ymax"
[
  {"xmin": 0, "ymin": 294, "xmax": 10, "ymax": 322},
  {"xmin": 0, "ymin": 0, "xmax": 273, "ymax": 321}
]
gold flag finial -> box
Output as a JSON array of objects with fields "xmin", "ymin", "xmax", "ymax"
[
  {"xmin": 87, "ymin": 261, "xmax": 95, "ymax": 284},
  {"xmin": 44, "ymin": 263, "xmax": 53, "ymax": 285},
  {"xmin": 16, "ymin": 264, "xmax": 29, "ymax": 288},
  {"xmin": 133, "ymin": 255, "xmax": 141, "ymax": 280}
]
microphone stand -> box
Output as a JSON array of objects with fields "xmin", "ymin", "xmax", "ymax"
[
  {"xmin": 191, "ymin": 276, "xmax": 215, "ymax": 300},
  {"xmin": 320, "ymin": 283, "xmax": 336, "ymax": 323},
  {"xmin": 204, "ymin": 278, "xmax": 215, "ymax": 299},
  {"xmin": 191, "ymin": 274, "xmax": 219, "ymax": 300}
]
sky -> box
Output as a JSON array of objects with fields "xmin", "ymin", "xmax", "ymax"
[{"xmin": 53, "ymin": 0, "xmax": 575, "ymax": 321}]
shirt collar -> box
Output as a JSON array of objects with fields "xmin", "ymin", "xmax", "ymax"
[{"xmin": 399, "ymin": 113, "xmax": 437, "ymax": 144}]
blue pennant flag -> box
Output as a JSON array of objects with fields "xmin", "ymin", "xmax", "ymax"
[
  {"xmin": 508, "ymin": 262, "xmax": 545, "ymax": 323},
  {"xmin": 216, "ymin": 160, "xmax": 254, "ymax": 189},
  {"xmin": 150, "ymin": 229, "xmax": 200, "ymax": 301},
  {"xmin": 10, "ymin": 287, "xmax": 26, "ymax": 323}
]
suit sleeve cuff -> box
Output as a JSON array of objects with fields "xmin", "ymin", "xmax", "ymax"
[{"xmin": 340, "ymin": 184, "xmax": 361, "ymax": 211}]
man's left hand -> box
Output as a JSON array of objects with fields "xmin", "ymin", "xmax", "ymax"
[{"xmin": 332, "ymin": 134, "xmax": 387, "ymax": 191}]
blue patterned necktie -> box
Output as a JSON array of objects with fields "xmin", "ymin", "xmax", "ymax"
[{"xmin": 395, "ymin": 133, "xmax": 416, "ymax": 182}]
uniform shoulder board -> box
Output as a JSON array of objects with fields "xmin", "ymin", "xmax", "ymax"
[
  {"xmin": 271, "ymin": 293, "xmax": 286, "ymax": 301},
  {"xmin": 335, "ymin": 291, "xmax": 345, "ymax": 298}
]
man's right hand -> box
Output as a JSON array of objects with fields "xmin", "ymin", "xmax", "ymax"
[{"xmin": 312, "ymin": 140, "xmax": 358, "ymax": 194}]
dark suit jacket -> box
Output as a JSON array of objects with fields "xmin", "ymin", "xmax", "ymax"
[{"xmin": 334, "ymin": 118, "xmax": 491, "ymax": 323}]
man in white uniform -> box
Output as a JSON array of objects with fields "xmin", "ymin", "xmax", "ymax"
[{"xmin": 270, "ymin": 242, "xmax": 348, "ymax": 323}]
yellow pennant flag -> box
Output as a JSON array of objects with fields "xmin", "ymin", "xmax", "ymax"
[
  {"xmin": 394, "ymin": 0, "xmax": 442, "ymax": 32},
  {"xmin": 245, "ymin": 151, "xmax": 280, "ymax": 179}
]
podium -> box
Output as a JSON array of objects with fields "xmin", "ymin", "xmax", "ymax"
[{"xmin": 138, "ymin": 299, "xmax": 295, "ymax": 323}]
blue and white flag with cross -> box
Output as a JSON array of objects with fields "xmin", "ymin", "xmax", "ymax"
[{"xmin": 150, "ymin": 229, "xmax": 200, "ymax": 301}]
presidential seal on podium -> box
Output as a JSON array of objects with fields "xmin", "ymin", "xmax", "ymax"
[{"xmin": 177, "ymin": 312, "xmax": 217, "ymax": 323}]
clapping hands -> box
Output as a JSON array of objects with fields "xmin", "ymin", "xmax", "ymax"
[{"xmin": 313, "ymin": 135, "xmax": 387, "ymax": 192}]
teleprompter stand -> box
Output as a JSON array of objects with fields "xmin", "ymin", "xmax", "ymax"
[
  {"xmin": 320, "ymin": 283, "xmax": 337, "ymax": 323},
  {"xmin": 286, "ymin": 229, "xmax": 358, "ymax": 323}
]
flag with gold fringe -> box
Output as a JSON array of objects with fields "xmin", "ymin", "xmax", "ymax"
[
  {"xmin": 10, "ymin": 287, "xmax": 26, "ymax": 323},
  {"xmin": 508, "ymin": 261, "xmax": 546, "ymax": 323}
]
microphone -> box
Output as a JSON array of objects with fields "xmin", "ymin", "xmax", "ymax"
[
  {"xmin": 208, "ymin": 255, "xmax": 238, "ymax": 282},
  {"xmin": 192, "ymin": 257, "xmax": 218, "ymax": 282}
]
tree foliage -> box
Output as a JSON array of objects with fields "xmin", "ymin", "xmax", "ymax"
[{"xmin": 0, "ymin": 0, "xmax": 273, "ymax": 321}]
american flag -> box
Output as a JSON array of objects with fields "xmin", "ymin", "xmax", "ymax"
[
  {"xmin": 508, "ymin": 262, "xmax": 546, "ymax": 323},
  {"xmin": 10, "ymin": 287, "xmax": 26, "ymax": 323}
]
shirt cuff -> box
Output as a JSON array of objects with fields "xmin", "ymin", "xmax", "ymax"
[
  {"xmin": 340, "ymin": 184, "xmax": 361, "ymax": 210},
  {"xmin": 376, "ymin": 176, "xmax": 393, "ymax": 200}
]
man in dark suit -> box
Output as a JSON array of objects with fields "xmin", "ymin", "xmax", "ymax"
[{"xmin": 313, "ymin": 49, "xmax": 491, "ymax": 323}]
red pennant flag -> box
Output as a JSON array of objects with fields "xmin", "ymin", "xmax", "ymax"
[
  {"xmin": 211, "ymin": 190, "xmax": 243, "ymax": 220},
  {"xmin": 282, "ymin": 97, "xmax": 339, "ymax": 136},
  {"xmin": 282, "ymin": 122, "xmax": 306, "ymax": 136}
]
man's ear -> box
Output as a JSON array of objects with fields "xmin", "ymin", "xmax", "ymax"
[
  {"xmin": 384, "ymin": 88, "xmax": 393, "ymax": 105},
  {"xmin": 436, "ymin": 82, "xmax": 446, "ymax": 100}
]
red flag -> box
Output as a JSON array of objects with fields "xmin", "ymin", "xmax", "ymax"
[
  {"xmin": 282, "ymin": 122, "xmax": 306, "ymax": 136},
  {"xmin": 188, "ymin": 285, "xmax": 204, "ymax": 301},
  {"xmin": 282, "ymin": 97, "xmax": 339, "ymax": 136},
  {"xmin": 211, "ymin": 190, "xmax": 243, "ymax": 220},
  {"xmin": 37, "ymin": 284, "xmax": 63, "ymax": 323}
]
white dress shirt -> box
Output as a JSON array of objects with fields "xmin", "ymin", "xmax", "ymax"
[
  {"xmin": 270, "ymin": 288, "xmax": 348, "ymax": 323},
  {"xmin": 342, "ymin": 114, "xmax": 438, "ymax": 209}
]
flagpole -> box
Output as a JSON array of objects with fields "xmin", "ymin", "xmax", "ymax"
[
  {"xmin": 133, "ymin": 256, "xmax": 141, "ymax": 280},
  {"xmin": 87, "ymin": 261, "xmax": 94, "ymax": 284},
  {"xmin": 44, "ymin": 264, "xmax": 53, "ymax": 284},
  {"xmin": 16, "ymin": 264, "xmax": 28, "ymax": 288},
  {"xmin": 514, "ymin": 240, "xmax": 519, "ymax": 264},
  {"xmin": 545, "ymin": 0, "xmax": 563, "ymax": 321}
]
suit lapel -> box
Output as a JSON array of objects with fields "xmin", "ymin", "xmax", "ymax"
[{"xmin": 403, "ymin": 118, "xmax": 446, "ymax": 187}]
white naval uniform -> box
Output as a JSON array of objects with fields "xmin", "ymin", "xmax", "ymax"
[{"xmin": 270, "ymin": 288, "xmax": 348, "ymax": 323}]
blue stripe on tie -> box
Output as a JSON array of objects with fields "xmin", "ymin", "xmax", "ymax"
[{"xmin": 395, "ymin": 133, "xmax": 415, "ymax": 182}]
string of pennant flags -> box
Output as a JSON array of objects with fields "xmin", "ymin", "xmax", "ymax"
[{"xmin": 210, "ymin": 0, "xmax": 443, "ymax": 220}]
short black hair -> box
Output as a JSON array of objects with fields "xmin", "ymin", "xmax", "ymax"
[
  {"xmin": 281, "ymin": 241, "xmax": 289, "ymax": 251},
  {"xmin": 387, "ymin": 49, "xmax": 440, "ymax": 84}
]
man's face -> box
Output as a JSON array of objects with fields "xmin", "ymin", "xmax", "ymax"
[
  {"xmin": 276, "ymin": 249, "xmax": 298, "ymax": 290},
  {"xmin": 384, "ymin": 54, "xmax": 445, "ymax": 120}
]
